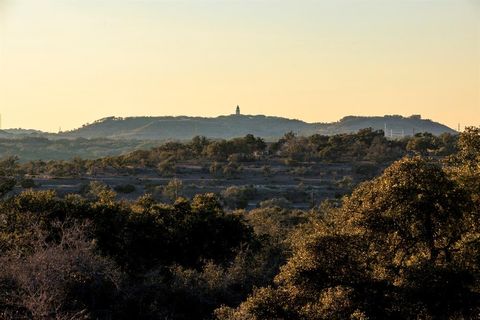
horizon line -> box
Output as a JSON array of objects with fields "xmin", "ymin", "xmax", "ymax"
[{"xmin": 0, "ymin": 112, "xmax": 454, "ymax": 134}]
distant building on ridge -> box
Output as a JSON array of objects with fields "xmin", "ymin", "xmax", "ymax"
[{"xmin": 236, "ymin": 105, "xmax": 241, "ymax": 115}]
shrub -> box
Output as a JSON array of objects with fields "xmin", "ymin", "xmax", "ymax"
[
  {"xmin": 222, "ymin": 186, "xmax": 256, "ymax": 210},
  {"xmin": 20, "ymin": 178, "xmax": 36, "ymax": 189},
  {"xmin": 163, "ymin": 178, "xmax": 183, "ymax": 202},
  {"xmin": 114, "ymin": 184, "xmax": 136, "ymax": 194},
  {"xmin": 0, "ymin": 223, "xmax": 121, "ymax": 319}
]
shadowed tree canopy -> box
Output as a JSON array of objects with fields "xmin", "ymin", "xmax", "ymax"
[{"xmin": 216, "ymin": 157, "xmax": 480, "ymax": 320}]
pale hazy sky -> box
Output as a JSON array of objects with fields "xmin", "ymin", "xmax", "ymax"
[{"xmin": 0, "ymin": 0, "xmax": 478, "ymax": 132}]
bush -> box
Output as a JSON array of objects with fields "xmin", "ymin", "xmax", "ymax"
[
  {"xmin": 20, "ymin": 178, "xmax": 36, "ymax": 189},
  {"xmin": 0, "ymin": 177, "xmax": 16, "ymax": 196},
  {"xmin": 353, "ymin": 162, "xmax": 379, "ymax": 178},
  {"xmin": 222, "ymin": 162, "xmax": 243, "ymax": 179},
  {"xmin": 222, "ymin": 185, "xmax": 256, "ymax": 210},
  {"xmin": 114, "ymin": 184, "xmax": 136, "ymax": 194},
  {"xmin": 163, "ymin": 178, "xmax": 183, "ymax": 202},
  {"xmin": 258, "ymin": 197, "xmax": 291, "ymax": 209},
  {"xmin": 157, "ymin": 157, "xmax": 176, "ymax": 176},
  {"xmin": 0, "ymin": 223, "xmax": 121, "ymax": 319}
]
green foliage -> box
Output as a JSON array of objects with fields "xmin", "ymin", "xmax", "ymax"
[
  {"xmin": 1, "ymin": 128, "xmax": 478, "ymax": 320},
  {"xmin": 271, "ymin": 128, "xmax": 408, "ymax": 163},
  {"xmin": 1, "ymin": 130, "xmax": 459, "ymax": 179},
  {"xmin": 406, "ymin": 132, "xmax": 458, "ymax": 157},
  {"xmin": 204, "ymin": 135, "xmax": 266, "ymax": 161},
  {"xmin": 0, "ymin": 137, "xmax": 159, "ymax": 162},
  {"xmin": 258, "ymin": 197, "xmax": 291, "ymax": 209},
  {"xmin": 163, "ymin": 178, "xmax": 183, "ymax": 202},
  {"xmin": 209, "ymin": 161, "xmax": 223, "ymax": 177},
  {"xmin": 222, "ymin": 161, "xmax": 243, "ymax": 179},
  {"xmin": 114, "ymin": 184, "xmax": 136, "ymax": 194},
  {"xmin": 352, "ymin": 162, "xmax": 379, "ymax": 178},
  {"xmin": 261, "ymin": 165, "xmax": 272, "ymax": 177},
  {"xmin": 87, "ymin": 181, "xmax": 117, "ymax": 204},
  {"xmin": 0, "ymin": 156, "xmax": 19, "ymax": 176},
  {"xmin": 451, "ymin": 126, "xmax": 480, "ymax": 170},
  {"xmin": 245, "ymin": 206, "xmax": 308, "ymax": 245},
  {"xmin": 157, "ymin": 156, "xmax": 177, "ymax": 176},
  {"xmin": 120, "ymin": 244, "xmax": 282, "ymax": 320},
  {"xmin": 221, "ymin": 185, "xmax": 256, "ymax": 210},
  {"xmin": 0, "ymin": 177, "xmax": 16, "ymax": 197},
  {"xmin": 217, "ymin": 156, "xmax": 480, "ymax": 320},
  {"xmin": 0, "ymin": 223, "xmax": 121, "ymax": 319},
  {"xmin": 19, "ymin": 178, "xmax": 36, "ymax": 189}
]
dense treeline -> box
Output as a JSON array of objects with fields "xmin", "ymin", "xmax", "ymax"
[
  {"xmin": 0, "ymin": 129, "xmax": 458, "ymax": 178},
  {"xmin": 0, "ymin": 128, "xmax": 477, "ymax": 319}
]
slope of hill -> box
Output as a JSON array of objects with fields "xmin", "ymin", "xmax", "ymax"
[
  {"xmin": 62, "ymin": 114, "xmax": 455, "ymax": 140},
  {"xmin": 3, "ymin": 128, "xmax": 46, "ymax": 135},
  {"xmin": 0, "ymin": 129, "xmax": 53, "ymax": 138},
  {"xmin": 0, "ymin": 130, "xmax": 14, "ymax": 139},
  {"xmin": 63, "ymin": 115, "xmax": 319, "ymax": 140}
]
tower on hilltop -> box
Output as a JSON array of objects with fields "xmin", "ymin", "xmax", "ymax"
[{"xmin": 236, "ymin": 105, "xmax": 240, "ymax": 115}]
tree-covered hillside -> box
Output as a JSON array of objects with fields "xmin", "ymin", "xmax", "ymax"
[{"xmin": 59, "ymin": 114, "xmax": 455, "ymax": 140}]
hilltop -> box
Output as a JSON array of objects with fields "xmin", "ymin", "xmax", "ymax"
[
  {"xmin": 60, "ymin": 114, "xmax": 454, "ymax": 140},
  {"xmin": 61, "ymin": 115, "xmax": 315, "ymax": 140},
  {"xmin": 0, "ymin": 114, "xmax": 455, "ymax": 141}
]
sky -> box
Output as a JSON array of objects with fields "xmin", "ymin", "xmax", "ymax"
[{"xmin": 0, "ymin": 0, "xmax": 478, "ymax": 132}]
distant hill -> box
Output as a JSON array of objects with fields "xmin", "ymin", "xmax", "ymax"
[
  {"xmin": 0, "ymin": 114, "xmax": 456, "ymax": 161},
  {"xmin": 1, "ymin": 114, "xmax": 455, "ymax": 141},
  {"xmin": 1, "ymin": 128, "xmax": 50, "ymax": 137},
  {"xmin": 3, "ymin": 128, "xmax": 45, "ymax": 134},
  {"xmin": 61, "ymin": 115, "xmax": 316, "ymax": 140},
  {"xmin": 0, "ymin": 129, "xmax": 59, "ymax": 140},
  {"xmin": 0, "ymin": 130, "xmax": 14, "ymax": 139},
  {"xmin": 60, "ymin": 114, "xmax": 455, "ymax": 140},
  {"xmin": 325, "ymin": 115, "xmax": 455, "ymax": 136}
]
